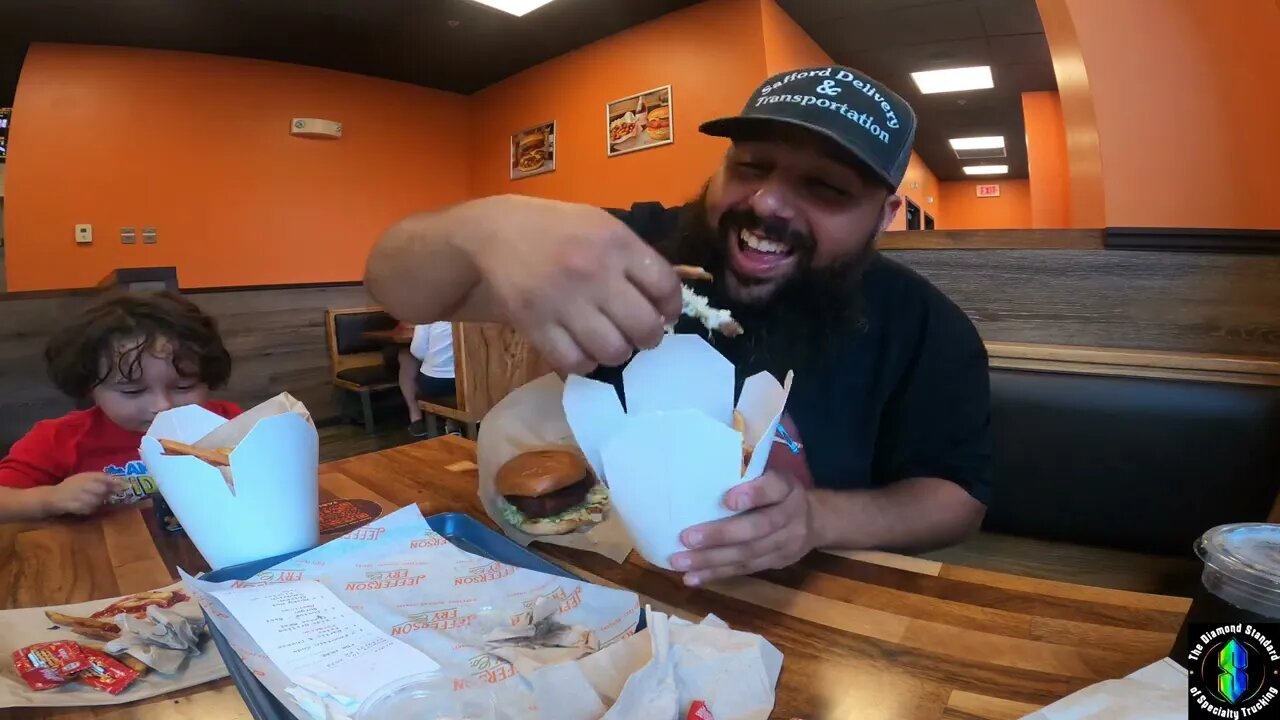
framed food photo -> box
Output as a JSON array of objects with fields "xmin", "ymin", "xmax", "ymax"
[
  {"xmin": 510, "ymin": 121, "xmax": 555, "ymax": 180},
  {"xmin": 605, "ymin": 85, "xmax": 672, "ymax": 158}
]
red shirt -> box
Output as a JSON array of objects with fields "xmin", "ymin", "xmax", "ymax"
[{"xmin": 0, "ymin": 401, "xmax": 242, "ymax": 502}]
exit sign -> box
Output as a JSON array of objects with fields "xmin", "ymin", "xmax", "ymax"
[{"xmin": 976, "ymin": 183, "xmax": 1001, "ymax": 197}]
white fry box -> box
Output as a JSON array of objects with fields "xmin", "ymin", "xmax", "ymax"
[
  {"xmin": 139, "ymin": 393, "xmax": 320, "ymax": 570},
  {"xmin": 563, "ymin": 335, "xmax": 793, "ymax": 570}
]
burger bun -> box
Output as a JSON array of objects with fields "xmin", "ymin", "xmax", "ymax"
[{"xmin": 496, "ymin": 449, "xmax": 587, "ymax": 497}]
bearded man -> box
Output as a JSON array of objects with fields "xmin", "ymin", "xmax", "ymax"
[{"xmin": 365, "ymin": 65, "xmax": 991, "ymax": 587}]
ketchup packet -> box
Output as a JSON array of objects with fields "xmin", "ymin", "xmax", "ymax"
[
  {"xmin": 76, "ymin": 646, "xmax": 140, "ymax": 695},
  {"xmin": 12, "ymin": 641, "xmax": 89, "ymax": 691},
  {"xmin": 687, "ymin": 700, "xmax": 715, "ymax": 720}
]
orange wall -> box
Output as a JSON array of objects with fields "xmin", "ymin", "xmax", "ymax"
[
  {"xmin": 1044, "ymin": 0, "xmax": 1280, "ymax": 229},
  {"xmin": 4, "ymin": 44, "xmax": 471, "ymax": 291},
  {"xmin": 760, "ymin": 0, "xmax": 833, "ymax": 73},
  {"xmin": 939, "ymin": 180, "xmax": 1031, "ymax": 230},
  {"xmin": 468, "ymin": 0, "xmax": 767, "ymax": 208},
  {"xmin": 1022, "ymin": 91, "xmax": 1071, "ymax": 229}
]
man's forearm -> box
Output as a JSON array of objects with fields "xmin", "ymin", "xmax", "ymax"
[
  {"xmin": 808, "ymin": 477, "xmax": 986, "ymax": 553},
  {"xmin": 364, "ymin": 199, "xmax": 495, "ymax": 324}
]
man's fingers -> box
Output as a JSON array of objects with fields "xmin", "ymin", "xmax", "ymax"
[
  {"xmin": 623, "ymin": 246, "xmax": 682, "ymax": 322},
  {"xmin": 723, "ymin": 472, "xmax": 794, "ymax": 513},
  {"xmin": 533, "ymin": 324, "xmax": 595, "ymax": 377},
  {"xmin": 680, "ymin": 504, "xmax": 789, "ymax": 550},
  {"xmin": 682, "ymin": 550, "xmax": 793, "ymax": 587},
  {"xmin": 563, "ymin": 309, "xmax": 634, "ymax": 368},
  {"xmin": 602, "ymin": 285, "xmax": 667, "ymax": 351},
  {"xmin": 671, "ymin": 530, "xmax": 789, "ymax": 572}
]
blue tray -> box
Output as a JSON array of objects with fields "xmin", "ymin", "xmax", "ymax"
[{"xmin": 200, "ymin": 512, "xmax": 635, "ymax": 720}]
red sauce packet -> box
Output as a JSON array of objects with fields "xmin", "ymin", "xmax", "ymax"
[
  {"xmin": 12, "ymin": 641, "xmax": 89, "ymax": 691},
  {"xmin": 76, "ymin": 647, "xmax": 140, "ymax": 695},
  {"xmin": 687, "ymin": 700, "xmax": 715, "ymax": 720}
]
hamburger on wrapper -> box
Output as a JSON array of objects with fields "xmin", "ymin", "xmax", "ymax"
[{"xmin": 496, "ymin": 449, "xmax": 610, "ymax": 536}]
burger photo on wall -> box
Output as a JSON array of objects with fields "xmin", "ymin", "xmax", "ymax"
[
  {"xmin": 495, "ymin": 448, "xmax": 610, "ymax": 535},
  {"xmin": 510, "ymin": 121, "xmax": 556, "ymax": 179},
  {"xmin": 645, "ymin": 106, "xmax": 671, "ymax": 141}
]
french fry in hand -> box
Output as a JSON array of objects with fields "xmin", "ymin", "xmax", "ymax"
[{"xmin": 158, "ymin": 439, "xmax": 232, "ymax": 467}]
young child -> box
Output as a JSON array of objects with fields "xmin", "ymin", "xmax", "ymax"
[{"xmin": 0, "ymin": 291, "xmax": 241, "ymax": 522}]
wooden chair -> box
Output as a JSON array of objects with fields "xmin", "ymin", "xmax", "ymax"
[
  {"xmin": 325, "ymin": 307, "xmax": 399, "ymax": 433},
  {"xmin": 418, "ymin": 322, "xmax": 551, "ymax": 439}
]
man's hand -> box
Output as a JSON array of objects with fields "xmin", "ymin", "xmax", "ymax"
[
  {"xmin": 467, "ymin": 197, "xmax": 682, "ymax": 376},
  {"xmin": 669, "ymin": 470, "xmax": 819, "ymax": 586},
  {"xmin": 37, "ymin": 473, "xmax": 127, "ymax": 516}
]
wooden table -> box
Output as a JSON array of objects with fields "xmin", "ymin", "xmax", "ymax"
[{"xmin": 1, "ymin": 437, "xmax": 1192, "ymax": 719}]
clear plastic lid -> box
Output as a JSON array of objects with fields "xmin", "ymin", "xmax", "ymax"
[
  {"xmin": 1195, "ymin": 523, "xmax": 1280, "ymax": 617},
  {"xmin": 355, "ymin": 673, "xmax": 498, "ymax": 720}
]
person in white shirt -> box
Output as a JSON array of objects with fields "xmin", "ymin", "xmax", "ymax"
[{"xmin": 398, "ymin": 321, "xmax": 456, "ymax": 437}]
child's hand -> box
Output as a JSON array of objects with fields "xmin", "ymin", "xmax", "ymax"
[{"xmin": 40, "ymin": 473, "xmax": 127, "ymax": 516}]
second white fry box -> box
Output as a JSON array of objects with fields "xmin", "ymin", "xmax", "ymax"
[
  {"xmin": 563, "ymin": 334, "xmax": 793, "ymax": 570},
  {"xmin": 139, "ymin": 392, "xmax": 320, "ymax": 571}
]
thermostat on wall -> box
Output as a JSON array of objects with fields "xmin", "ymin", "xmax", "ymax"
[{"xmin": 290, "ymin": 118, "xmax": 343, "ymax": 139}]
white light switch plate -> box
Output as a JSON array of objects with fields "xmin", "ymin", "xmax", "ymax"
[{"xmin": 75, "ymin": 224, "xmax": 93, "ymax": 244}]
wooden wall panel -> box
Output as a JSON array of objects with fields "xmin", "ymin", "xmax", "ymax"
[
  {"xmin": 0, "ymin": 284, "xmax": 372, "ymax": 452},
  {"xmin": 885, "ymin": 249, "xmax": 1280, "ymax": 357}
]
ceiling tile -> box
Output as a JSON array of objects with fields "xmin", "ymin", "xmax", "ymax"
[
  {"xmin": 975, "ymin": 0, "xmax": 1045, "ymax": 35},
  {"xmin": 986, "ymin": 32, "xmax": 1050, "ymax": 65}
]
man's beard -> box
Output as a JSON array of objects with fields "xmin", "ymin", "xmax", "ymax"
[{"xmin": 654, "ymin": 188, "xmax": 877, "ymax": 382}]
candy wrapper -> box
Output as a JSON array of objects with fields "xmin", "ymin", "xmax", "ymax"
[
  {"xmin": 477, "ymin": 373, "xmax": 636, "ymax": 562},
  {"xmin": 183, "ymin": 504, "xmax": 643, "ymax": 719},
  {"xmin": 0, "ymin": 584, "xmax": 227, "ymax": 708}
]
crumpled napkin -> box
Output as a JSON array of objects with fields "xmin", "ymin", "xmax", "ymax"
[
  {"xmin": 284, "ymin": 676, "xmax": 362, "ymax": 720},
  {"xmin": 525, "ymin": 607, "xmax": 782, "ymax": 720},
  {"xmin": 104, "ymin": 605, "xmax": 206, "ymax": 674},
  {"xmin": 1019, "ymin": 658, "xmax": 1186, "ymax": 720},
  {"xmin": 482, "ymin": 596, "xmax": 601, "ymax": 674}
]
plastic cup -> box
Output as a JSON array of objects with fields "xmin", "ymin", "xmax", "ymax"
[
  {"xmin": 1170, "ymin": 523, "xmax": 1280, "ymax": 666},
  {"xmin": 356, "ymin": 673, "xmax": 499, "ymax": 720}
]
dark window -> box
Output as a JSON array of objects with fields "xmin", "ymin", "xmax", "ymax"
[{"xmin": 924, "ymin": 213, "xmax": 935, "ymax": 230}]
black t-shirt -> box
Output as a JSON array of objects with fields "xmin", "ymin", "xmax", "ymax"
[{"xmin": 593, "ymin": 202, "xmax": 993, "ymax": 504}]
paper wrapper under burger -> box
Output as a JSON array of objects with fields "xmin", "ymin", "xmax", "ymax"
[
  {"xmin": 140, "ymin": 392, "xmax": 319, "ymax": 571},
  {"xmin": 477, "ymin": 373, "xmax": 635, "ymax": 562}
]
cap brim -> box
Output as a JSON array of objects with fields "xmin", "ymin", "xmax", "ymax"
[{"xmin": 699, "ymin": 115, "xmax": 898, "ymax": 189}]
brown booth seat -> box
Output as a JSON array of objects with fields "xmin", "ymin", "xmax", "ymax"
[{"xmin": 324, "ymin": 307, "xmax": 399, "ymax": 433}]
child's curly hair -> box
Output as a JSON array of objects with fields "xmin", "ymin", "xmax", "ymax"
[{"xmin": 44, "ymin": 291, "xmax": 232, "ymax": 399}]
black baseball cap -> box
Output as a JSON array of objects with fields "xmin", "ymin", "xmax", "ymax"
[{"xmin": 700, "ymin": 65, "xmax": 918, "ymax": 189}]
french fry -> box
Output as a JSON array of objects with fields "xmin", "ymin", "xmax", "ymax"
[
  {"xmin": 733, "ymin": 410, "xmax": 753, "ymax": 474},
  {"xmin": 674, "ymin": 265, "xmax": 714, "ymax": 282},
  {"xmin": 158, "ymin": 439, "xmax": 231, "ymax": 467},
  {"xmin": 44, "ymin": 611, "xmax": 120, "ymax": 642}
]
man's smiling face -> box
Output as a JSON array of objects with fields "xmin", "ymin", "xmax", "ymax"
[{"xmin": 703, "ymin": 124, "xmax": 902, "ymax": 305}]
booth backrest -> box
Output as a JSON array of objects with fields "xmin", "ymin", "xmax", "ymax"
[{"xmin": 985, "ymin": 368, "xmax": 1280, "ymax": 555}]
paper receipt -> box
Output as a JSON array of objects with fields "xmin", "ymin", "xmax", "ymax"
[{"xmin": 211, "ymin": 580, "xmax": 439, "ymax": 700}]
